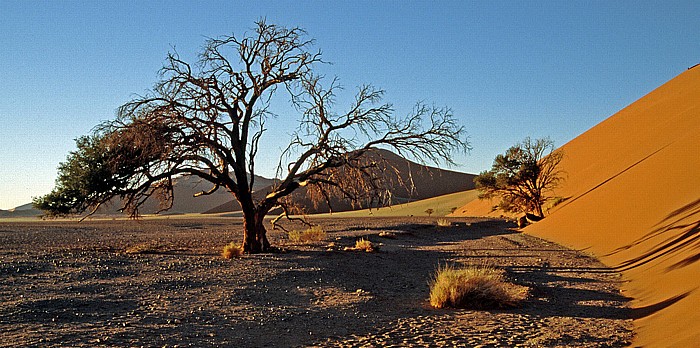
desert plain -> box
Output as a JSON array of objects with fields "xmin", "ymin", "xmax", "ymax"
[{"xmin": 1, "ymin": 217, "xmax": 633, "ymax": 347}]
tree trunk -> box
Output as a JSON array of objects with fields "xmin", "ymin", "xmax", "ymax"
[
  {"xmin": 242, "ymin": 208, "xmax": 271, "ymax": 253},
  {"xmin": 533, "ymin": 202, "xmax": 544, "ymax": 218}
]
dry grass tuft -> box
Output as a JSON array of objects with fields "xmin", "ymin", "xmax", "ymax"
[
  {"xmin": 288, "ymin": 225, "xmax": 327, "ymax": 243},
  {"xmin": 221, "ymin": 242, "xmax": 244, "ymax": 259},
  {"xmin": 125, "ymin": 242, "xmax": 165, "ymax": 254},
  {"xmin": 429, "ymin": 264, "xmax": 528, "ymax": 309},
  {"xmin": 436, "ymin": 218, "xmax": 452, "ymax": 227},
  {"xmin": 353, "ymin": 238, "xmax": 376, "ymax": 252},
  {"xmin": 378, "ymin": 231, "xmax": 396, "ymax": 239}
]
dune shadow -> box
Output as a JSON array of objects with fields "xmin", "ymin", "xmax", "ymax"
[
  {"xmin": 607, "ymin": 198, "xmax": 700, "ymax": 272},
  {"xmin": 629, "ymin": 291, "xmax": 692, "ymax": 319}
]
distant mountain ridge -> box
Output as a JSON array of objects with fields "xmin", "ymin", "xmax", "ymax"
[
  {"xmin": 0, "ymin": 203, "xmax": 42, "ymax": 217},
  {"xmin": 91, "ymin": 174, "xmax": 276, "ymax": 215},
  {"xmin": 205, "ymin": 148, "xmax": 476, "ymax": 214},
  {"xmin": 8, "ymin": 149, "xmax": 474, "ymax": 218}
]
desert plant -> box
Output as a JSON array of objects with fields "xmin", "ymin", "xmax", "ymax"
[
  {"xmin": 425, "ymin": 208, "xmax": 434, "ymax": 217},
  {"xmin": 222, "ymin": 242, "xmax": 244, "ymax": 259},
  {"xmin": 353, "ymin": 238, "xmax": 376, "ymax": 252},
  {"xmin": 436, "ymin": 218, "xmax": 452, "ymax": 227},
  {"xmin": 475, "ymin": 137, "xmax": 564, "ymax": 218},
  {"xmin": 288, "ymin": 225, "xmax": 327, "ymax": 243},
  {"xmin": 429, "ymin": 264, "xmax": 528, "ymax": 309}
]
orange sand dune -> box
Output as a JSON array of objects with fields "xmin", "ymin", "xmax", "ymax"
[{"xmin": 455, "ymin": 66, "xmax": 700, "ymax": 346}]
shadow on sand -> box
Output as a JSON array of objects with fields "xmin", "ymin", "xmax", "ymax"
[{"xmin": 607, "ymin": 198, "xmax": 700, "ymax": 272}]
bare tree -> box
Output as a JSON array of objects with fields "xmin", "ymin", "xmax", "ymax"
[
  {"xmin": 34, "ymin": 20, "xmax": 469, "ymax": 253},
  {"xmin": 474, "ymin": 137, "xmax": 564, "ymax": 218}
]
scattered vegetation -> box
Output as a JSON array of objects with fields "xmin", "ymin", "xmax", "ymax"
[
  {"xmin": 288, "ymin": 225, "xmax": 327, "ymax": 243},
  {"xmin": 222, "ymin": 242, "xmax": 244, "ymax": 259},
  {"xmin": 425, "ymin": 208, "xmax": 435, "ymax": 217},
  {"xmin": 429, "ymin": 264, "xmax": 528, "ymax": 309},
  {"xmin": 125, "ymin": 242, "xmax": 166, "ymax": 254},
  {"xmin": 354, "ymin": 238, "xmax": 377, "ymax": 252},
  {"xmin": 436, "ymin": 218, "xmax": 452, "ymax": 227},
  {"xmin": 344, "ymin": 238, "xmax": 378, "ymax": 252},
  {"xmin": 475, "ymin": 137, "xmax": 564, "ymax": 218}
]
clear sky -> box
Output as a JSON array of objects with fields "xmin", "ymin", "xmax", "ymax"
[{"xmin": 1, "ymin": 1, "xmax": 699, "ymax": 210}]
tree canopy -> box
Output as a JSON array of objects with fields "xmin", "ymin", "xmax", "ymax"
[
  {"xmin": 474, "ymin": 137, "xmax": 564, "ymax": 217},
  {"xmin": 34, "ymin": 20, "xmax": 469, "ymax": 253}
]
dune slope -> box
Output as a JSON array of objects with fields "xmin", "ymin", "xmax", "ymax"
[
  {"xmin": 206, "ymin": 149, "xmax": 476, "ymax": 214},
  {"xmin": 313, "ymin": 189, "xmax": 481, "ymax": 218},
  {"xmin": 505, "ymin": 67, "xmax": 700, "ymax": 347}
]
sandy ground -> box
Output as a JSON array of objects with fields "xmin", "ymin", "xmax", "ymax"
[{"xmin": 0, "ymin": 217, "xmax": 632, "ymax": 347}]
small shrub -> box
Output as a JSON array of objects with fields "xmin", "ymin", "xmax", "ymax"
[
  {"xmin": 425, "ymin": 208, "xmax": 434, "ymax": 217},
  {"xmin": 353, "ymin": 238, "xmax": 376, "ymax": 252},
  {"xmin": 222, "ymin": 242, "xmax": 243, "ymax": 259},
  {"xmin": 429, "ymin": 264, "xmax": 528, "ymax": 309},
  {"xmin": 288, "ymin": 225, "xmax": 327, "ymax": 243},
  {"xmin": 436, "ymin": 218, "xmax": 452, "ymax": 227}
]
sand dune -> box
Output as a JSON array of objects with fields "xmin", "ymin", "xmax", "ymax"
[
  {"xmin": 456, "ymin": 66, "xmax": 700, "ymax": 346},
  {"xmin": 313, "ymin": 189, "xmax": 481, "ymax": 218},
  {"xmin": 206, "ymin": 149, "xmax": 476, "ymax": 215}
]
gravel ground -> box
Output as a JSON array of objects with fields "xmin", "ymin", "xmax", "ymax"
[{"xmin": 0, "ymin": 217, "xmax": 633, "ymax": 347}]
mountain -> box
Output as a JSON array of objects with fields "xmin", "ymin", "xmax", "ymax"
[
  {"xmin": 454, "ymin": 66, "xmax": 700, "ymax": 347},
  {"xmin": 93, "ymin": 174, "xmax": 276, "ymax": 215},
  {"xmin": 0, "ymin": 203, "xmax": 42, "ymax": 218},
  {"xmin": 14, "ymin": 150, "xmax": 473, "ymax": 217},
  {"xmin": 204, "ymin": 148, "xmax": 476, "ymax": 214},
  {"xmin": 2, "ymin": 174, "xmax": 275, "ymax": 218}
]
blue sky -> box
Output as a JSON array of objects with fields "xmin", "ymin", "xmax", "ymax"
[{"xmin": 1, "ymin": 1, "xmax": 698, "ymax": 210}]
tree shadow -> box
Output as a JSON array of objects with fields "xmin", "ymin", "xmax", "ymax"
[
  {"xmin": 506, "ymin": 267, "xmax": 632, "ymax": 320},
  {"xmin": 215, "ymin": 220, "xmax": 634, "ymax": 346}
]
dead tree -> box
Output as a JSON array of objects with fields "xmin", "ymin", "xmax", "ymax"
[{"xmin": 35, "ymin": 20, "xmax": 469, "ymax": 253}]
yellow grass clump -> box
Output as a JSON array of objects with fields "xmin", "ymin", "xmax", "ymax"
[
  {"xmin": 436, "ymin": 218, "xmax": 452, "ymax": 227},
  {"xmin": 354, "ymin": 238, "xmax": 376, "ymax": 252},
  {"xmin": 221, "ymin": 242, "xmax": 243, "ymax": 259},
  {"xmin": 429, "ymin": 264, "xmax": 528, "ymax": 309},
  {"xmin": 288, "ymin": 225, "xmax": 327, "ymax": 243}
]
